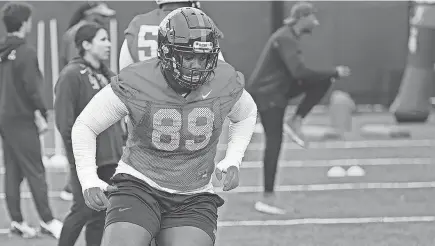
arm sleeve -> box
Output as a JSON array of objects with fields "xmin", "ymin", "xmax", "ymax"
[
  {"xmin": 71, "ymin": 85, "xmax": 129, "ymax": 191},
  {"xmin": 19, "ymin": 48, "xmax": 47, "ymax": 118},
  {"xmin": 54, "ymin": 70, "xmax": 80, "ymax": 164},
  {"xmin": 119, "ymin": 39, "xmax": 135, "ymax": 71},
  {"xmin": 225, "ymin": 89, "xmax": 258, "ymax": 166},
  {"xmin": 275, "ymin": 35, "xmax": 338, "ymax": 81}
]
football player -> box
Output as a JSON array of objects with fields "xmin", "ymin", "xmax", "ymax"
[
  {"xmin": 72, "ymin": 7, "xmax": 257, "ymax": 246},
  {"xmin": 119, "ymin": 0, "xmax": 224, "ymax": 70}
]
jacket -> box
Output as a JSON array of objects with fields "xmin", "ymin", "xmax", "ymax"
[
  {"xmin": 0, "ymin": 35, "xmax": 47, "ymax": 122},
  {"xmin": 54, "ymin": 57, "xmax": 124, "ymax": 168}
]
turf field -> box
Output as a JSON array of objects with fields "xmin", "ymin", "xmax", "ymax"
[{"xmin": 1, "ymin": 112, "xmax": 435, "ymax": 246}]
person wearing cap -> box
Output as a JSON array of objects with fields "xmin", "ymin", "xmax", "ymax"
[
  {"xmin": 246, "ymin": 1, "xmax": 351, "ymax": 215},
  {"xmin": 58, "ymin": 1, "xmax": 116, "ymax": 202},
  {"xmin": 59, "ymin": 1, "xmax": 115, "ymax": 70}
]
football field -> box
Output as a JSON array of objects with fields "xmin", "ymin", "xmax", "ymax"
[{"xmin": 1, "ymin": 113, "xmax": 435, "ymax": 245}]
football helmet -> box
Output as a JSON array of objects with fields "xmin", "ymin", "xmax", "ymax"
[
  {"xmin": 157, "ymin": 7, "xmax": 221, "ymax": 90},
  {"xmin": 155, "ymin": 0, "xmax": 200, "ymax": 9}
]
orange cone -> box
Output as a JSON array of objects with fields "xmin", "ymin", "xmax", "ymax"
[{"xmin": 390, "ymin": 3, "xmax": 435, "ymax": 123}]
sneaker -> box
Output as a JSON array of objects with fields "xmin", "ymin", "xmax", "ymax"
[
  {"xmin": 9, "ymin": 221, "xmax": 38, "ymax": 238},
  {"xmin": 40, "ymin": 219, "xmax": 63, "ymax": 239},
  {"xmin": 254, "ymin": 201, "xmax": 287, "ymax": 215},
  {"xmin": 283, "ymin": 123, "xmax": 307, "ymax": 148},
  {"xmin": 60, "ymin": 190, "xmax": 73, "ymax": 201}
]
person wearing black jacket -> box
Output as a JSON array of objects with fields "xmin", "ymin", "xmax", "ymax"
[
  {"xmin": 59, "ymin": 1, "xmax": 115, "ymax": 202},
  {"xmin": 0, "ymin": 2, "xmax": 63, "ymax": 238},
  {"xmin": 54, "ymin": 23, "xmax": 124, "ymax": 246},
  {"xmin": 246, "ymin": 2, "xmax": 351, "ymax": 215}
]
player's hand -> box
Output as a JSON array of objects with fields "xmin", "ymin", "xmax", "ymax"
[
  {"xmin": 336, "ymin": 66, "xmax": 351, "ymax": 78},
  {"xmin": 83, "ymin": 184, "xmax": 118, "ymax": 211},
  {"xmin": 215, "ymin": 159, "xmax": 240, "ymax": 191}
]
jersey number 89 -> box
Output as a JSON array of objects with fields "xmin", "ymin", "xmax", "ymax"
[
  {"xmin": 152, "ymin": 108, "xmax": 215, "ymax": 151},
  {"xmin": 138, "ymin": 25, "xmax": 159, "ymax": 61}
]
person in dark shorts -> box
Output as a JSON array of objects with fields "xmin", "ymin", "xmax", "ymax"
[{"xmin": 71, "ymin": 7, "xmax": 257, "ymax": 246}]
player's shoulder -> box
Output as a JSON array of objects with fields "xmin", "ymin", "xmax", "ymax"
[
  {"xmin": 208, "ymin": 60, "xmax": 245, "ymax": 97},
  {"xmin": 112, "ymin": 58, "xmax": 169, "ymax": 102},
  {"xmin": 125, "ymin": 9, "xmax": 163, "ymax": 35}
]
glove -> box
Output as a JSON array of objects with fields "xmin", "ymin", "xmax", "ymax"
[
  {"xmin": 82, "ymin": 178, "xmax": 118, "ymax": 211},
  {"xmin": 215, "ymin": 158, "xmax": 240, "ymax": 191}
]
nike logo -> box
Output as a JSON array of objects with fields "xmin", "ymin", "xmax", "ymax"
[
  {"xmin": 119, "ymin": 207, "xmax": 131, "ymax": 212},
  {"xmin": 202, "ymin": 90, "xmax": 212, "ymax": 99}
]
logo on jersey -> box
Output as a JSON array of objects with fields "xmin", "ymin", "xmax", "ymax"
[{"xmin": 202, "ymin": 90, "xmax": 212, "ymax": 99}]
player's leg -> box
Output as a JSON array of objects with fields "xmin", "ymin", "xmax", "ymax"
[
  {"xmin": 102, "ymin": 173, "xmax": 161, "ymax": 246},
  {"xmin": 157, "ymin": 226, "xmax": 213, "ymax": 246},
  {"xmin": 255, "ymin": 107, "xmax": 288, "ymax": 214},
  {"xmin": 156, "ymin": 192, "xmax": 224, "ymax": 246}
]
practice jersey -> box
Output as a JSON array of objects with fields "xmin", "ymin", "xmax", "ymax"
[
  {"xmin": 111, "ymin": 58, "xmax": 244, "ymax": 192},
  {"xmin": 125, "ymin": 9, "xmax": 170, "ymax": 63}
]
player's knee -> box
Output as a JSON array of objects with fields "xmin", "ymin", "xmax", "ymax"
[{"xmin": 102, "ymin": 222, "xmax": 153, "ymax": 246}]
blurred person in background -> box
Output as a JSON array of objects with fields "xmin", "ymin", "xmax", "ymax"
[
  {"xmin": 59, "ymin": 1, "xmax": 115, "ymax": 201},
  {"xmin": 55, "ymin": 22, "xmax": 124, "ymax": 246},
  {"xmin": 119, "ymin": 0, "xmax": 224, "ymax": 70},
  {"xmin": 0, "ymin": 2, "xmax": 63, "ymax": 238},
  {"xmin": 60, "ymin": 1, "xmax": 115, "ymax": 70},
  {"xmin": 246, "ymin": 1, "xmax": 351, "ymax": 215}
]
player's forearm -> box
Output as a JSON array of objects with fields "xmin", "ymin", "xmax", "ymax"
[
  {"xmin": 225, "ymin": 90, "xmax": 258, "ymax": 167},
  {"xmin": 72, "ymin": 85, "xmax": 129, "ymax": 190}
]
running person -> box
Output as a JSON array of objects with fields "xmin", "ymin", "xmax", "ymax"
[{"xmin": 72, "ymin": 7, "xmax": 256, "ymax": 246}]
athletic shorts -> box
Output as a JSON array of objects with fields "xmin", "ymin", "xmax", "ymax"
[{"xmin": 105, "ymin": 173, "xmax": 225, "ymax": 242}]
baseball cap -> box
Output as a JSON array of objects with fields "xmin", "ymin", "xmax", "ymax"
[
  {"xmin": 283, "ymin": 2, "xmax": 316, "ymax": 25},
  {"xmin": 84, "ymin": 2, "xmax": 115, "ymax": 17}
]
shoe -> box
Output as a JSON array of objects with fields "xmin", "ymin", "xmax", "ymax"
[
  {"xmin": 9, "ymin": 221, "xmax": 38, "ymax": 238},
  {"xmin": 254, "ymin": 201, "xmax": 286, "ymax": 215},
  {"xmin": 40, "ymin": 219, "xmax": 63, "ymax": 239},
  {"xmin": 60, "ymin": 190, "xmax": 73, "ymax": 201},
  {"xmin": 283, "ymin": 123, "xmax": 307, "ymax": 148}
]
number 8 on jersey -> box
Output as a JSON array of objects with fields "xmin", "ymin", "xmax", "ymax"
[{"xmin": 151, "ymin": 107, "xmax": 216, "ymax": 152}]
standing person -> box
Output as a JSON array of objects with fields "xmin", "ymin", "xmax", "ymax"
[
  {"xmin": 0, "ymin": 2, "xmax": 63, "ymax": 238},
  {"xmin": 119, "ymin": 0, "xmax": 224, "ymax": 70},
  {"xmin": 55, "ymin": 23, "xmax": 124, "ymax": 246},
  {"xmin": 60, "ymin": 1, "xmax": 115, "ymax": 70},
  {"xmin": 72, "ymin": 7, "xmax": 257, "ymax": 246},
  {"xmin": 246, "ymin": 1, "xmax": 351, "ymax": 214},
  {"xmin": 59, "ymin": 1, "xmax": 115, "ymax": 201}
]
